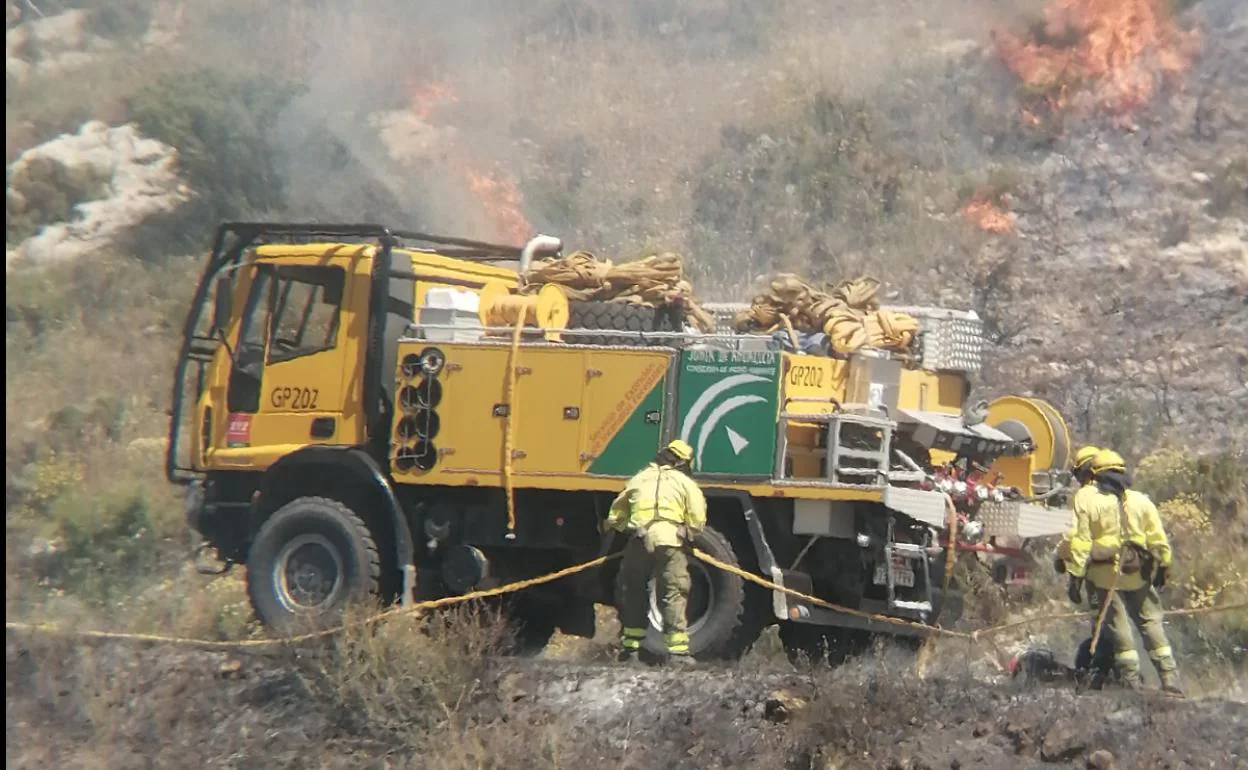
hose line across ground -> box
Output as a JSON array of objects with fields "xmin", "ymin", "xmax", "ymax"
[{"xmin": 5, "ymin": 550, "xmax": 1243, "ymax": 653}]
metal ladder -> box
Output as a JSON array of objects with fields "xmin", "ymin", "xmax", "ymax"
[{"xmin": 882, "ymin": 518, "xmax": 934, "ymax": 617}]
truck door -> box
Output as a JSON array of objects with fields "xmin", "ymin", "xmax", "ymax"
[{"xmin": 211, "ymin": 262, "xmax": 352, "ymax": 467}]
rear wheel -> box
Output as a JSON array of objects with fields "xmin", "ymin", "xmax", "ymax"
[
  {"xmin": 641, "ymin": 525, "xmax": 767, "ymax": 661},
  {"xmin": 246, "ymin": 496, "xmax": 381, "ymax": 634}
]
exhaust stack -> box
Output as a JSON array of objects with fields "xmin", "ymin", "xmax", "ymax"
[{"xmin": 519, "ymin": 234, "xmax": 562, "ymax": 275}]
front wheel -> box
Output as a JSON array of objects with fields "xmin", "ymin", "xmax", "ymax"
[
  {"xmin": 641, "ymin": 525, "xmax": 767, "ymax": 661},
  {"xmin": 246, "ymin": 496, "xmax": 381, "ymax": 634}
]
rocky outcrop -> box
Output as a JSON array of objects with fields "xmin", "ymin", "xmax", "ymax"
[{"xmin": 6, "ymin": 121, "xmax": 189, "ymax": 270}]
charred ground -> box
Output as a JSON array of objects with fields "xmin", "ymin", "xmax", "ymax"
[{"xmin": 7, "ymin": 631, "xmax": 1247, "ymax": 770}]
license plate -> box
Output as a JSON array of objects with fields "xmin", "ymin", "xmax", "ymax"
[{"xmin": 874, "ymin": 557, "xmax": 916, "ymax": 588}]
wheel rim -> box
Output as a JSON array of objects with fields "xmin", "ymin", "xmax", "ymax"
[
  {"xmin": 647, "ymin": 558, "xmax": 715, "ymax": 637},
  {"xmin": 273, "ymin": 533, "xmax": 345, "ymax": 614}
]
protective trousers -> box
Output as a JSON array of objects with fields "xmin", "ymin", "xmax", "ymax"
[
  {"xmin": 616, "ymin": 538, "xmax": 691, "ymax": 656},
  {"xmin": 1093, "ymin": 585, "xmax": 1179, "ymax": 686}
]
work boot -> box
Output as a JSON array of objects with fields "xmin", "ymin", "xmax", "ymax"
[
  {"xmin": 1159, "ymin": 671, "xmax": 1185, "ymax": 697},
  {"xmin": 666, "ymin": 653, "xmax": 697, "ymax": 669},
  {"xmin": 616, "ymin": 649, "xmax": 642, "ymax": 666},
  {"xmin": 1117, "ymin": 667, "xmax": 1143, "ymax": 691}
]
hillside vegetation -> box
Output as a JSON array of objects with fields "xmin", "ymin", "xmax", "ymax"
[{"xmin": 5, "ymin": 0, "xmax": 1247, "ymax": 767}]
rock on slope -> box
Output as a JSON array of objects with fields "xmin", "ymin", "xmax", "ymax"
[{"xmin": 6, "ymin": 121, "xmax": 188, "ymax": 271}]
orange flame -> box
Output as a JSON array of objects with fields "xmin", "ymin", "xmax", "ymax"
[
  {"xmin": 961, "ymin": 195, "xmax": 1015, "ymax": 235},
  {"xmin": 409, "ymin": 83, "xmax": 460, "ymax": 121},
  {"xmin": 406, "ymin": 81, "xmax": 531, "ymax": 243},
  {"xmin": 993, "ymin": 0, "xmax": 1198, "ymax": 118},
  {"xmin": 463, "ymin": 169, "xmax": 532, "ymax": 245}
]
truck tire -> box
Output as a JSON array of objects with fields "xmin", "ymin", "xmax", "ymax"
[
  {"xmin": 567, "ymin": 301, "xmax": 681, "ymax": 346},
  {"xmin": 246, "ymin": 496, "xmax": 381, "ymax": 634},
  {"xmin": 642, "ymin": 525, "xmax": 766, "ymax": 661}
]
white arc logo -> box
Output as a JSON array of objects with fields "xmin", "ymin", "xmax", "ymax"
[{"xmin": 679, "ymin": 374, "xmax": 767, "ymax": 467}]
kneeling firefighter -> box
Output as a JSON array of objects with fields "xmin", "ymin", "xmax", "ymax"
[
  {"xmin": 605, "ymin": 439, "xmax": 706, "ymax": 666},
  {"xmin": 1065, "ymin": 449, "xmax": 1183, "ymax": 694}
]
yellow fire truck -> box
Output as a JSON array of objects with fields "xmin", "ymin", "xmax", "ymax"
[{"xmin": 168, "ymin": 223, "xmax": 1074, "ymax": 661}]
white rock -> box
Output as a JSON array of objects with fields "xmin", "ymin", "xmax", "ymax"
[{"xmin": 7, "ymin": 122, "xmax": 190, "ymax": 270}]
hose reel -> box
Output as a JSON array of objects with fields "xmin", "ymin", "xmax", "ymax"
[
  {"xmin": 985, "ymin": 396, "xmax": 1071, "ymax": 497},
  {"xmin": 478, "ymin": 281, "xmax": 568, "ymax": 341}
]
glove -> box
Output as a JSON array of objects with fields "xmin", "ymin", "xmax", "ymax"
[
  {"xmin": 1052, "ymin": 556, "xmax": 1067, "ymax": 575},
  {"xmin": 1152, "ymin": 566, "xmax": 1167, "ymax": 589},
  {"xmin": 1067, "ymin": 576, "xmax": 1084, "ymax": 606}
]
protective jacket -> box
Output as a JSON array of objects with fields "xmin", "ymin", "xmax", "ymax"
[
  {"xmin": 1057, "ymin": 482, "xmax": 1101, "ymax": 561},
  {"xmin": 607, "ymin": 463, "xmax": 706, "ymax": 549},
  {"xmin": 1067, "ymin": 487, "xmax": 1172, "ymax": 591}
]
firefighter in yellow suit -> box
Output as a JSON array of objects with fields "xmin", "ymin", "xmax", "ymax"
[
  {"xmin": 1054, "ymin": 446, "xmax": 1101, "ymax": 570},
  {"xmin": 606, "ymin": 439, "xmax": 706, "ymax": 666},
  {"xmin": 1065, "ymin": 449, "xmax": 1183, "ymax": 694}
]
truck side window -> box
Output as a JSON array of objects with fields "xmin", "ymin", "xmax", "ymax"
[
  {"xmin": 266, "ymin": 266, "xmax": 345, "ymax": 364},
  {"xmin": 226, "ymin": 268, "xmax": 273, "ymax": 413}
]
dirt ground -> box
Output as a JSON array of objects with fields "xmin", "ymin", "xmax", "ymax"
[{"xmin": 7, "ymin": 633, "xmax": 1246, "ymax": 770}]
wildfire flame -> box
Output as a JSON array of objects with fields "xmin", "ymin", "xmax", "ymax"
[
  {"xmin": 409, "ymin": 83, "xmax": 460, "ymax": 122},
  {"xmin": 961, "ymin": 195, "xmax": 1015, "ymax": 235},
  {"xmin": 407, "ymin": 81, "xmax": 531, "ymax": 244},
  {"xmin": 993, "ymin": 0, "xmax": 1198, "ymax": 118}
]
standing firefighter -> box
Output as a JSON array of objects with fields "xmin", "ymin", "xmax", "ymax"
[
  {"xmin": 1065, "ymin": 449, "xmax": 1183, "ymax": 694},
  {"xmin": 1055, "ymin": 445, "xmax": 1101, "ymax": 574},
  {"xmin": 606, "ymin": 439, "xmax": 706, "ymax": 666}
]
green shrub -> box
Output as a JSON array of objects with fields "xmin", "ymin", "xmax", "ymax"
[
  {"xmin": 5, "ymin": 155, "xmax": 112, "ymax": 245},
  {"xmin": 687, "ymin": 91, "xmax": 930, "ymax": 291},
  {"xmin": 41, "ymin": 485, "xmax": 168, "ymax": 604},
  {"xmin": 127, "ymin": 68, "xmax": 298, "ymax": 252}
]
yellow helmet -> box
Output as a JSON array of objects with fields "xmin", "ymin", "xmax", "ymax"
[
  {"xmin": 666, "ymin": 439, "xmax": 694, "ymax": 463},
  {"xmin": 1073, "ymin": 445, "xmax": 1100, "ymax": 471},
  {"xmin": 1091, "ymin": 449, "xmax": 1126, "ymax": 475}
]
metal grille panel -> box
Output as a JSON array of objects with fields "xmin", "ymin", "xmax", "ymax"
[
  {"xmin": 884, "ymin": 306, "xmax": 984, "ymax": 374},
  {"xmin": 978, "ymin": 500, "xmax": 1020, "ymax": 538}
]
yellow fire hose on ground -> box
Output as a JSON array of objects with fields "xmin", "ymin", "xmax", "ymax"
[{"xmin": 6, "ymin": 540, "xmax": 1241, "ymax": 655}]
